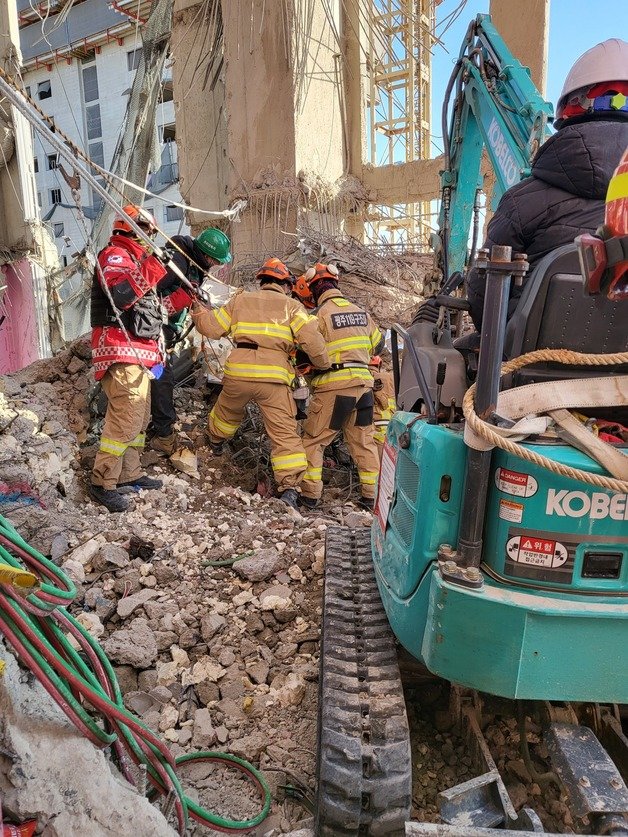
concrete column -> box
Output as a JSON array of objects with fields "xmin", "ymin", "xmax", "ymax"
[
  {"xmin": 172, "ymin": 0, "xmax": 228, "ymax": 232},
  {"xmin": 173, "ymin": 0, "xmax": 346, "ymax": 272},
  {"xmin": 489, "ymin": 0, "xmax": 549, "ymax": 95},
  {"xmin": 0, "ymin": 0, "xmax": 52, "ymax": 368}
]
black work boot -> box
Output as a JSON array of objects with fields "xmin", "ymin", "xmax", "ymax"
[
  {"xmin": 298, "ymin": 495, "xmax": 319, "ymax": 510},
  {"xmin": 357, "ymin": 496, "xmax": 374, "ymax": 511},
  {"xmin": 210, "ymin": 441, "xmax": 225, "ymax": 456},
  {"xmin": 89, "ymin": 484, "xmax": 130, "ymax": 513},
  {"xmin": 118, "ymin": 475, "xmax": 163, "ymax": 491},
  {"xmin": 279, "ymin": 488, "xmax": 299, "ymax": 509}
]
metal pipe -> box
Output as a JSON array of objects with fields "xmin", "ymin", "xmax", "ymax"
[
  {"xmin": 391, "ymin": 328, "xmax": 401, "ymax": 401},
  {"xmin": 457, "ymin": 245, "xmax": 517, "ymax": 568},
  {"xmin": 0, "ymin": 71, "xmax": 198, "ymax": 297}
]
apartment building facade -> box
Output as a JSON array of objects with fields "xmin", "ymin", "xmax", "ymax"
[{"xmin": 18, "ymin": 0, "xmax": 187, "ymax": 272}]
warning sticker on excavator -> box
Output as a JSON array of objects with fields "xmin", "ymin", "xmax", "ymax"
[
  {"xmin": 375, "ymin": 441, "xmax": 397, "ymax": 531},
  {"xmin": 494, "ymin": 467, "xmax": 538, "ymax": 497},
  {"xmin": 499, "ymin": 499, "xmax": 524, "ymax": 523},
  {"xmin": 506, "ymin": 535, "xmax": 568, "ymax": 568}
]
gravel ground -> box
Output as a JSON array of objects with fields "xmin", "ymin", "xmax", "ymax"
[{"xmin": 0, "ymin": 345, "xmax": 616, "ymax": 836}]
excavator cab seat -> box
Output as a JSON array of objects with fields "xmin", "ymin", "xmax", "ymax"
[{"xmin": 502, "ymin": 243, "xmax": 627, "ymax": 388}]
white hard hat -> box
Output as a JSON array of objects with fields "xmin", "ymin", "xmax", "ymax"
[{"xmin": 558, "ymin": 38, "xmax": 628, "ymax": 111}]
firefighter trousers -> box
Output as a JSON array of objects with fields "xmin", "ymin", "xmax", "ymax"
[
  {"xmin": 208, "ymin": 377, "xmax": 307, "ymax": 492},
  {"xmin": 301, "ymin": 385, "xmax": 380, "ymax": 500},
  {"xmin": 92, "ymin": 363, "xmax": 151, "ymax": 490}
]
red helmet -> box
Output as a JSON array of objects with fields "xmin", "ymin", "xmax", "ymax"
[
  {"xmin": 256, "ymin": 257, "xmax": 294, "ymax": 285},
  {"xmin": 113, "ymin": 204, "xmax": 157, "ymax": 235},
  {"xmin": 576, "ymin": 146, "xmax": 628, "ymax": 299}
]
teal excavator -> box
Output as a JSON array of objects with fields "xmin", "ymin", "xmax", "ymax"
[{"xmin": 316, "ymin": 14, "xmax": 628, "ymax": 837}]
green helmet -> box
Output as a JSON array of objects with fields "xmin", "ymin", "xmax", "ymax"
[{"xmin": 195, "ymin": 228, "xmax": 232, "ymax": 264}]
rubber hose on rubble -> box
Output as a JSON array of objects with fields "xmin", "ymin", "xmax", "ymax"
[{"xmin": 0, "ymin": 514, "xmax": 271, "ymax": 835}]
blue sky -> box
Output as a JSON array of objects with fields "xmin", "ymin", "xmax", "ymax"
[{"xmin": 429, "ymin": 0, "xmax": 628, "ymax": 154}]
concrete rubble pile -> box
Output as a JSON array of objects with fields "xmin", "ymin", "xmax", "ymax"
[
  {"xmin": 0, "ymin": 346, "xmax": 372, "ymax": 835},
  {"xmin": 293, "ymin": 228, "xmax": 438, "ymax": 326}
]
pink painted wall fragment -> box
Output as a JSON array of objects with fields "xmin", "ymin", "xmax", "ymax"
[{"xmin": 0, "ymin": 259, "xmax": 40, "ymax": 374}]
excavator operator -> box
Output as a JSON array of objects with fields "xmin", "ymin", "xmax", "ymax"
[{"xmin": 468, "ymin": 38, "xmax": 628, "ymax": 331}]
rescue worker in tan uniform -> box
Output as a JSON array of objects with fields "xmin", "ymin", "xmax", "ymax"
[
  {"xmin": 190, "ymin": 258, "xmax": 330, "ymax": 508},
  {"xmin": 370, "ymin": 356, "xmax": 396, "ymax": 459},
  {"xmin": 296, "ymin": 264, "xmax": 384, "ymax": 510}
]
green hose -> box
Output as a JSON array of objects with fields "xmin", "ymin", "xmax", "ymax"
[{"xmin": 0, "ymin": 513, "xmax": 272, "ymax": 833}]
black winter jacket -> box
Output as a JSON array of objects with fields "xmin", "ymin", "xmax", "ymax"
[
  {"xmin": 158, "ymin": 235, "xmax": 209, "ymax": 295},
  {"xmin": 467, "ymin": 119, "xmax": 628, "ymax": 331}
]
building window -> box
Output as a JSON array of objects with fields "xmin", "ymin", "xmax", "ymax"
[
  {"xmin": 86, "ymin": 104, "xmax": 102, "ymax": 140},
  {"xmin": 82, "ymin": 65, "xmax": 99, "ymax": 103},
  {"xmin": 33, "ymin": 157, "xmax": 39, "ymax": 173},
  {"xmin": 80, "ymin": 50, "xmax": 96, "ymax": 65},
  {"xmin": 127, "ymin": 48, "xmax": 141, "ymax": 71},
  {"xmin": 161, "ymin": 124, "xmax": 176, "ymax": 142},
  {"xmin": 159, "ymin": 81, "xmax": 173, "ymax": 103},
  {"xmin": 61, "ymin": 255, "xmax": 68, "ymax": 267},
  {"xmin": 53, "ymin": 222, "xmax": 64, "ymax": 238},
  {"xmin": 89, "ymin": 142, "xmax": 104, "ymax": 169},
  {"xmin": 25, "ymin": 85, "xmax": 31, "ymax": 98},
  {"xmin": 165, "ymin": 205, "xmax": 184, "ymax": 223},
  {"xmin": 37, "ymin": 191, "xmax": 42, "ymax": 207},
  {"xmin": 47, "ymin": 154, "xmax": 57, "ymax": 170},
  {"xmin": 37, "ymin": 80, "xmax": 52, "ymax": 100},
  {"xmin": 50, "ymin": 188, "xmax": 61, "ymax": 204}
]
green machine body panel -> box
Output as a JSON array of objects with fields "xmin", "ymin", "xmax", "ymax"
[{"xmin": 372, "ymin": 413, "xmax": 628, "ymax": 701}]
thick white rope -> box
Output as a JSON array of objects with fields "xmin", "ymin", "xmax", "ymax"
[{"xmin": 463, "ymin": 348, "xmax": 628, "ymax": 493}]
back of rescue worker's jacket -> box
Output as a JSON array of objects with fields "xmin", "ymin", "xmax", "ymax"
[
  {"xmin": 192, "ymin": 282, "xmax": 329, "ymax": 383},
  {"xmin": 311, "ymin": 289, "xmax": 384, "ymax": 391}
]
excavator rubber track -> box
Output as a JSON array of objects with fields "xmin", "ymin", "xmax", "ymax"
[{"xmin": 316, "ymin": 525, "xmax": 412, "ymax": 836}]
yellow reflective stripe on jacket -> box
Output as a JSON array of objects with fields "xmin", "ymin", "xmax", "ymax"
[
  {"xmin": 271, "ymin": 452, "xmax": 307, "ymax": 471},
  {"xmin": 129, "ymin": 433, "xmax": 146, "ymax": 448},
  {"xmin": 332, "ymin": 298, "xmax": 351, "ymax": 307},
  {"xmin": 232, "ymin": 322, "xmax": 292, "ymax": 339},
  {"xmin": 311, "ymin": 367, "xmax": 373, "ymax": 387},
  {"xmin": 99, "ymin": 437, "xmax": 128, "ymax": 456},
  {"xmin": 290, "ymin": 311, "xmax": 315, "ymax": 335},
  {"xmin": 370, "ymin": 327, "xmax": 383, "ymax": 352},
  {"xmin": 607, "ymin": 170, "xmax": 628, "ymax": 203},
  {"xmin": 326, "ymin": 335, "xmax": 372, "ymax": 353},
  {"xmin": 303, "ymin": 466, "xmax": 323, "ymax": 481},
  {"xmin": 223, "ymin": 361, "xmax": 294, "ymax": 384},
  {"xmin": 209, "ymin": 408, "xmax": 240, "ymax": 437},
  {"xmin": 358, "ymin": 470, "xmax": 378, "ymax": 486},
  {"xmin": 214, "ymin": 306, "xmax": 232, "ymax": 331}
]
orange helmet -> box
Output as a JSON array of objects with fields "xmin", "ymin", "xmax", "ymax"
[
  {"xmin": 294, "ymin": 274, "xmax": 315, "ymax": 308},
  {"xmin": 256, "ymin": 257, "xmax": 294, "ymax": 285},
  {"xmin": 112, "ymin": 204, "xmax": 157, "ymax": 235},
  {"xmin": 303, "ymin": 262, "xmax": 339, "ymax": 285},
  {"xmin": 577, "ymin": 146, "xmax": 628, "ymax": 299}
]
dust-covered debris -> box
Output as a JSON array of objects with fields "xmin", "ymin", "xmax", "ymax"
[{"xmin": 0, "ymin": 353, "xmax": 372, "ymax": 834}]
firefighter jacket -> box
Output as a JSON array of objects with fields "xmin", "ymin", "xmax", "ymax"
[
  {"xmin": 373, "ymin": 369, "xmax": 396, "ymax": 444},
  {"xmin": 191, "ymin": 282, "xmax": 330, "ymax": 385},
  {"xmin": 310, "ymin": 290, "xmax": 384, "ymax": 392},
  {"xmin": 90, "ymin": 235, "xmax": 167, "ymax": 381}
]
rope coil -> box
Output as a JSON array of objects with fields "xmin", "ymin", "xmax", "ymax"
[{"xmin": 463, "ymin": 348, "xmax": 628, "ymax": 493}]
